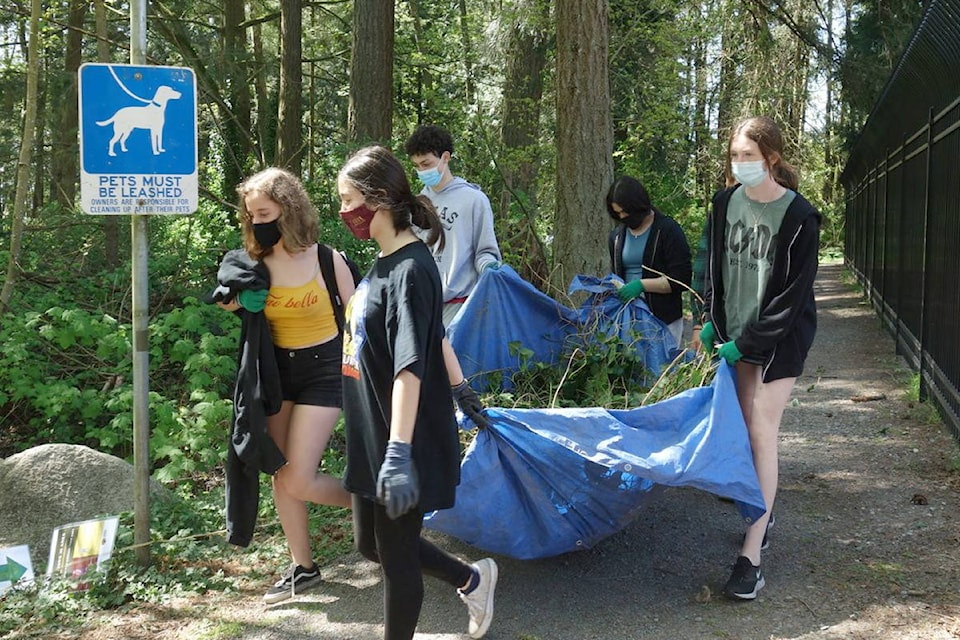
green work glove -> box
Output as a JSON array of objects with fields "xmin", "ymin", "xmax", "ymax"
[
  {"xmin": 717, "ymin": 340, "xmax": 743, "ymax": 366},
  {"xmin": 617, "ymin": 279, "xmax": 645, "ymax": 302},
  {"xmin": 483, "ymin": 261, "xmax": 501, "ymax": 272},
  {"xmin": 237, "ymin": 289, "xmax": 268, "ymax": 313},
  {"xmin": 699, "ymin": 321, "xmax": 717, "ymax": 353}
]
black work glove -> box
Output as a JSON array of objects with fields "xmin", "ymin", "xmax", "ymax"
[
  {"xmin": 376, "ymin": 441, "xmax": 420, "ymax": 520},
  {"xmin": 452, "ymin": 380, "xmax": 490, "ymax": 429}
]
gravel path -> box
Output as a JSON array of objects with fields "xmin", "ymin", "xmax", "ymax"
[{"xmin": 81, "ymin": 261, "xmax": 960, "ymax": 640}]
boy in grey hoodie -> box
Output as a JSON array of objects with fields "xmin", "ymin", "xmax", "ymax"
[{"xmin": 405, "ymin": 125, "xmax": 502, "ymax": 326}]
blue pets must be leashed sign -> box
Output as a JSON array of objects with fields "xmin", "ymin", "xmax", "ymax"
[{"xmin": 79, "ymin": 63, "xmax": 198, "ymax": 215}]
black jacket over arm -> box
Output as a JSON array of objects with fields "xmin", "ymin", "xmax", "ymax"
[
  {"xmin": 703, "ymin": 186, "xmax": 821, "ymax": 382},
  {"xmin": 608, "ymin": 211, "xmax": 693, "ymax": 325},
  {"xmin": 208, "ymin": 249, "xmax": 285, "ymax": 547}
]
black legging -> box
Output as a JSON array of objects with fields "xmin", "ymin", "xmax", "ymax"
[{"xmin": 352, "ymin": 494, "xmax": 473, "ymax": 640}]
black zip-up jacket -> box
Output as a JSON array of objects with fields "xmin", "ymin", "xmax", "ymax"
[
  {"xmin": 609, "ymin": 211, "xmax": 692, "ymax": 325},
  {"xmin": 704, "ymin": 186, "xmax": 821, "ymax": 382},
  {"xmin": 207, "ymin": 249, "xmax": 285, "ymax": 547}
]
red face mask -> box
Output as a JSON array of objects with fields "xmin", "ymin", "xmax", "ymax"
[{"xmin": 339, "ymin": 204, "xmax": 377, "ymax": 240}]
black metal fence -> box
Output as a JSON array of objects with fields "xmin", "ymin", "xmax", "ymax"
[{"xmin": 840, "ymin": 0, "xmax": 960, "ymax": 439}]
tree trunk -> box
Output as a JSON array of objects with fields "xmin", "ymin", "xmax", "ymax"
[
  {"xmin": 458, "ymin": 0, "xmax": 474, "ymax": 105},
  {"xmin": 553, "ymin": 0, "xmax": 613, "ymax": 294},
  {"xmin": 222, "ymin": 0, "xmax": 252, "ymax": 194},
  {"xmin": 276, "ymin": 0, "xmax": 303, "ymax": 173},
  {"xmin": 499, "ymin": 1, "xmax": 549, "ymax": 290},
  {"xmin": 822, "ymin": 0, "xmax": 837, "ymax": 203},
  {"xmin": 789, "ymin": 40, "xmax": 809, "ymax": 150},
  {"xmin": 348, "ymin": 0, "xmax": 394, "ymax": 144},
  {"xmin": 253, "ymin": 23, "xmax": 273, "ymax": 166},
  {"xmin": 50, "ymin": 0, "xmax": 85, "ymax": 209},
  {"xmin": 716, "ymin": 1, "xmax": 739, "ymax": 163},
  {"xmin": 95, "ymin": 0, "xmax": 118, "ymax": 268},
  {"xmin": 785, "ymin": 3, "xmax": 810, "ymax": 153},
  {"xmin": 692, "ymin": 2, "xmax": 712, "ymax": 211},
  {"xmin": 32, "ymin": 56, "xmax": 46, "ymax": 212},
  {"xmin": 0, "ymin": 0, "xmax": 40, "ymax": 318},
  {"xmin": 405, "ymin": 0, "xmax": 428, "ymax": 123}
]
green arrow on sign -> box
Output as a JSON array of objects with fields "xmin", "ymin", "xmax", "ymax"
[{"xmin": 0, "ymin": 557, "xmax": 27, "ymax": 583}]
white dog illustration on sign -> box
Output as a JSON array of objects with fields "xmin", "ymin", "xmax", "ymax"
[{"xmin": 96, "ymin": 85, "xmax": 182, "ymax": 156}]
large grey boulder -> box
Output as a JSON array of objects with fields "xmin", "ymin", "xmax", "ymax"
[{"xmin": 0, "ymin": 443, "xmax": 171, "ymax": 571}]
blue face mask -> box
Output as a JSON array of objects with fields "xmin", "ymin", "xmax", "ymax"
[
  {"xmin": 731, "ymin": 161, "xmax": 768, "ymax": 188},
  {"xmin": 416, "ymin": 156, "xmax": 445, "ymax": 188}
]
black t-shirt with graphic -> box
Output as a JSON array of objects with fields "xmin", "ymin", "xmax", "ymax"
[{"xmin": 341, "ymin": 240, "xmax": 460, "ymax": 511}]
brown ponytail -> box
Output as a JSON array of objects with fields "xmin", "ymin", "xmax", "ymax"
[
  {"xmin": 409, "ymin": 193, "xmax": 445, "ymax": 251},
  {"xmin": 771, "ymin": 160, "xmax": 799, "ymax": 191}
]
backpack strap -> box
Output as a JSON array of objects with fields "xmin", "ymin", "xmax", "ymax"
[{"xmin": 318, "ymin": 243, "xmax": 345, "ymax": 334}]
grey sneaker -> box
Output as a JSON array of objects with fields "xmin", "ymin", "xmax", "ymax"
[
  {"xmin": 458, "ymin": 558, "xmax": 498, "ymax": 638},
  {"xmin": 722, "ymin": 555, "xmax": 765, "ymax": 600},
  {"xmin": 263, "ymin": 563, "xmax": 322, "ymax": 604}
]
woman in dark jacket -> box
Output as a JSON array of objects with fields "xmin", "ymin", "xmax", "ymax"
[
  {"xmin": 700, "ymin": 116, "xmax": 821, "ymax": 601},
  {"xmin": 607, "ymin": 176, "xmax": 692, "ymax": 348}
]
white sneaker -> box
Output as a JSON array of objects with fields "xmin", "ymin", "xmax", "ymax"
[{"xmin": 458, "ymin": 558, "xmax": 498, "ymax": 638}]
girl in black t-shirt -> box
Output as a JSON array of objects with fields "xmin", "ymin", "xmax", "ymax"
[{"xmin": 336, "ymin": 145, "xmax": 497, "ymax": 640}]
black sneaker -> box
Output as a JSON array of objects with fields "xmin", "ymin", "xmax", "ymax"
[
  {"xmin": 263, "ymin": 563, "xmax": 323, "ymax": 604},
  {"xmin": 743, "ymin": 513, "xmax": 775, "ymax": 551},
  {"xmin": 723, "ymin": 556, "xmax": 765, "ymax": 600}
]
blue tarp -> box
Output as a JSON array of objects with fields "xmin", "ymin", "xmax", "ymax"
[
  {"xmin": 424, "ymin": 361, "xmax": 765, "ymax": 559},
  {"xmin": 447, "ymin": 266, "xmax": 678, "ymax": 391},
  {"xmin": 425, "ymin": 267, "xmax": 765, "ymax": 560}
]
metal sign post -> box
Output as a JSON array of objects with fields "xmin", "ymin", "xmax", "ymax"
[
  {"xmin": 76, "ymin": 0, "xmax": 197, "ymax": 567},
  {"xmin": 130, "ymin": 0, "xmax": 150, "ymax": 569}
]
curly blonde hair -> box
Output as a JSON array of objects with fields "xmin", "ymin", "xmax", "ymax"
[{"xmin": 237, "ymin": 167, "xmax": 318, "ymax": 259}]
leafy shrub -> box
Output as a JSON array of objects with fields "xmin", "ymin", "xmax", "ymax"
[
  {"xmin": 485, "ymin": 329, "xmax": 717, "ymax": 411},
  {"xmin": 0, "ymin": 297, "xmax": 239, "ymax": 481},
  {"xmin": 485, "ymin": 312, "xmax": 716, "ymax": 409}
]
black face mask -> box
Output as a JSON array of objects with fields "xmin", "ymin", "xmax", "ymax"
[
  {"xmin": 253, "ymin": 220, "xmax": 282, "ymax": 249},
  {"xmin": 621, "ymin": 210, "xmax": 649, "ymax": 230}
]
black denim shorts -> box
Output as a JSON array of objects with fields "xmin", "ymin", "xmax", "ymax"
[{"xmin": 274, "ymin": 337, "xmax": 343, "ymax": 408}]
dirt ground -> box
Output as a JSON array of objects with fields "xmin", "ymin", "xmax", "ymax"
[{"xmin": 53, "ymin": 261, "xmax": 960, "ymax": 639}]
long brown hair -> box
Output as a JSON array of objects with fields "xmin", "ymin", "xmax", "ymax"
[
  {"xmin": 237, "ymin": 167, "xmax": 318, "ymax": 260},
  {"xmin": 338, "ymin": 145, "xmax": 445, "ymax": 251},
  {"xmin": 724, "ymin": 116, "xmax": 799, "ymax": 191}
]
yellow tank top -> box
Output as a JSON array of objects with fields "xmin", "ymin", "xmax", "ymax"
[{"xmin": 263, "ymin": 271, "xmax": 338, "ymax": 349}]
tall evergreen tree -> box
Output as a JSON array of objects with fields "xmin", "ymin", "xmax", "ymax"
[
  {"xmin": 348, "ymin": 0, "xmax": 394, "ymax": 144},
  {"xmin": 553, "ymin": 0, "xmax": 613, "ymax": 290}
]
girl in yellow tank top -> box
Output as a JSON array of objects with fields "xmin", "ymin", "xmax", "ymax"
[
  {"xmin": 264, "ymin": 265, "xmax": 338, "ymax": 349},
  {"xmin": 218, "ymin": 167, "xmax": 356, "ymax": 603}
]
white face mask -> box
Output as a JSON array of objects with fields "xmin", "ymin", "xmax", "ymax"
[{"xmin": 731, "ymin": 161, "xmax": 768, "ymax": 188}]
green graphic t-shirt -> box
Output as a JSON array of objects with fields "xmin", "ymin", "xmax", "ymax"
[{"xmin": 721, "ymin": 188, "xmax": 795, "ymax": 341}]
